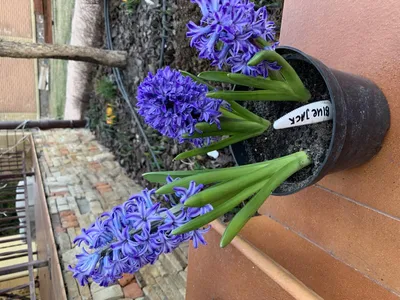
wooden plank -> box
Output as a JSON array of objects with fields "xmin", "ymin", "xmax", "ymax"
[{"xmin": 30, "ymin": 135, "xmax": 67, "ymax": 300}]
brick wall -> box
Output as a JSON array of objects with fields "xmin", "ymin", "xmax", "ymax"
[
  {"xmin": 0, "ymin": 58, "xmax": 36, "ymax": 113},
  {"xmin": 0, "ymin": 0, "xmax": 38, "ymax": 120},
  {"xmin": 0, "ymin": 0, "xmax": 33, "ymax": 39}
]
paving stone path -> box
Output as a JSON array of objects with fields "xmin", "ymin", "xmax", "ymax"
[{"xmin": 34, "ymin": 129, "xmax": 188, "ymax": 300}]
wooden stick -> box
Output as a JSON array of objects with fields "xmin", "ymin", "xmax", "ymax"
[
  {"xmin": 0, "ymin": 40, "xmax": 127, "ymax": 68},
  {"xmin": 211, "ymin": 220, "xmax": 324, "ymax": 300}
]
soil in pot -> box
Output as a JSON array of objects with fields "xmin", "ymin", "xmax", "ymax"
[{"xmin": 234, "ymin": 55, "xmax": 333, "ymax": 194}]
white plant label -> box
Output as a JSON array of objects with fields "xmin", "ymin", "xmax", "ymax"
[
  {"xmin": 273, "ymin": 100, "xmax": 333, "ymax": 130},
  {"xmin": 207, "ymin": 150, "xmax": 219, "ymax": 159}
]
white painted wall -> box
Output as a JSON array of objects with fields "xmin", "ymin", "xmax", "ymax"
[{"xmin": 64, "ymin": 0, "xmax": 104, "ymax": 120}]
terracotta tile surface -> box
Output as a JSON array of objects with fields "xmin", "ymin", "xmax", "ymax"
[
  {"xmin": 118, "ymin": 273, "xmax": 135, "ymax": 287},
  {"xmin": 123, "ymin": 280, "xmax": 143, "ymax": 298},
  {"xmin": 279, "ymin": 0, "xmax": 400, "ymax": 217},
  {"xmin": 0, "ymin": 0, "xmax": 33, "ymax": 39},
  {"xmin": 240, "ymin": 216, "xmax": 399, "ymax": 300},
  {"xmin": 259, "ymin": 187, "xmax": 400, "ymax": 295},
  {"xmin": 186, "ymin": 229, "xmax": 295, "ymax": 300}
]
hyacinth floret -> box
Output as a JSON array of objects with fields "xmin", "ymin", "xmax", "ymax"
[
  {"xmin": 187, "ymin": 0, "xmax": 280, "ymax": 77},
  {"xmin": 69, "ymin": 178, "xmax": 211, "ymax": 286},
  {"xmin": 137, "ymin": 67, "xmax": 223, "ymax": 147}
]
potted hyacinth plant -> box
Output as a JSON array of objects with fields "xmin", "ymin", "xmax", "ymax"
[{"xmin": 69, "ymin": 0, "xmax": 389, "ymax": 287}]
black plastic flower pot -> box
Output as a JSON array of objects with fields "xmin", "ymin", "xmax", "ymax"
[{"xmin": 230, "ymin": 46, "xmax": 390, "ymax": 195}]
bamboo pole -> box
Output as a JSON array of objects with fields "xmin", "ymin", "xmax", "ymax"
[
  {"xmin": 211, "ymin": 220, "xmax": 324, "ymax": 300},
  {"xmin": 0, "ymin": 40, "xmax": 127, "ymax": 68}
]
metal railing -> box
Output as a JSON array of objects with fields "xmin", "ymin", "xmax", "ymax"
[{"xmin": 0, "ymin": 130, "xmax": 66, "ymax": 299}]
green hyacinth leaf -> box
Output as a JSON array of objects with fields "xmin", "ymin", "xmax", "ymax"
[
  {"xmin": 182, "ymin": 130, "xmax": 234, "ymax": 139},
  {"xmin": 227, "ymin": 73, "xmax": 291, "ymax": 92},
  {"xmin": 207, "ymin": 90, "xmax": 298, "ymax": 101},
  {"xmin": 174, "ymin": 133, "xmax": 255, "ymax": 161},
  {"xmin": 247, "ymin": 51, "xmax": 311, "ymax": 102},
  {"xmin": 172, "ymin": 180, "xmax": 266, "ymax": 235},
  {"xmin": 156, "ymin": 162, "xmax": 268, "ymax": 194},
  {"xmin": 143, "ymin": 170, "xmax": 213, "ymax": 184},
  {"xmin": 220, "ymin": 152, "xmax": 312, "ymax": 247},
  {"xmin": 183, "ymin": 158, "xmax": 295, "ymax": 207},
  {"xmin": 198, "ymin": 71, "xmax": 237, "ymax": 85},
  {"xmin": 195, "ymin": 118, "xmax": 264, "ymax": 134}
]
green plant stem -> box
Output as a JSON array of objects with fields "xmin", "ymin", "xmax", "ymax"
[
  {"xmin": 220, "ymin": 151, "xmax": 312, "ymax": 247},
  {"xmin": 171, "ymin": 180, "xmax": 267, "ymax": 235},
  {"xmin": 248, "ymin": 50, "xmax": 311, "ymax": 102}
]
